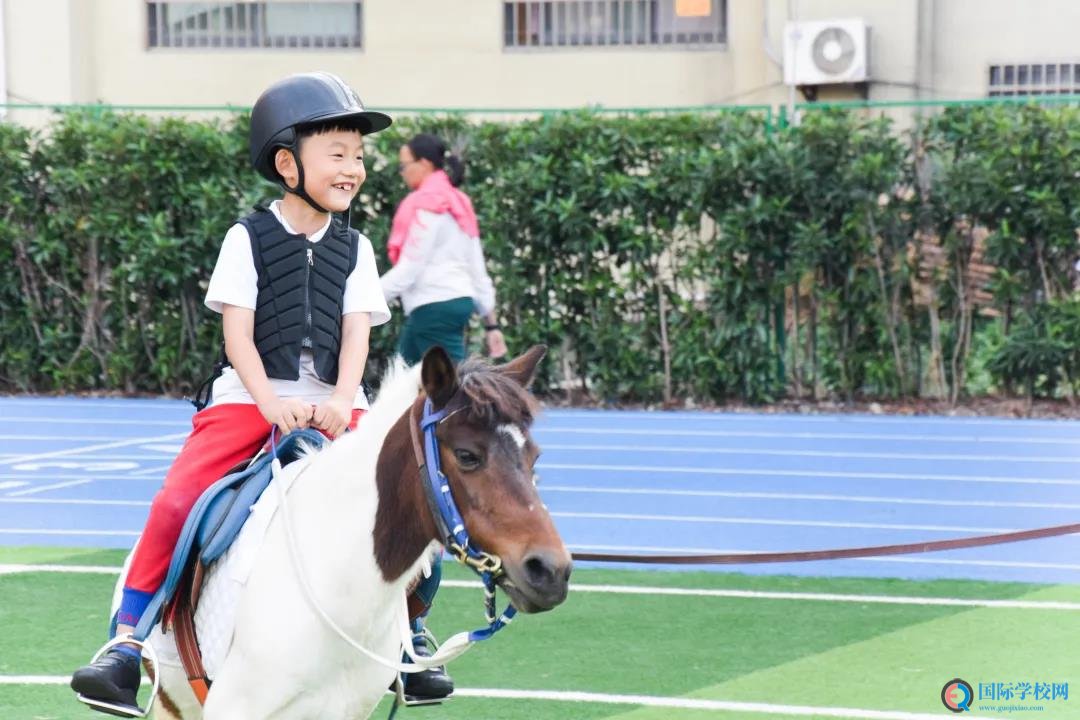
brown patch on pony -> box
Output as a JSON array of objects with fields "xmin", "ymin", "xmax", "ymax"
[
  {"xmin": 373, "ymin": 399, "xmax": 441, "ymax": 583},
  {"xmin": 144, "ymin": 658, "xmax": 183, "ymax": 719},
  {"xmin": 373, "ymin": 357, "xmax": 540, "ymax": 583}
]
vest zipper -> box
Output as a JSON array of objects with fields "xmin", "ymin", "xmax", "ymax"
[{"xmin": 304, "ymin": 246, "xmax": 313, "ymax": 347}]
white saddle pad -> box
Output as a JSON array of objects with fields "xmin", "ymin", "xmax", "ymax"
[{"xmin": 111, "ymin": 458, "xmax": 307, "ymax": 678}]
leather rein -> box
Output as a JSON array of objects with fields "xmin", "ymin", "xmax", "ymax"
[{"xmin": 571, "ymin": 522, "xmax": 1080, "ymax": 565}]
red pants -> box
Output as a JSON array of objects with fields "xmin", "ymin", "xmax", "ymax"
[{"xmin": 125, "ymin": 403, "xmax": 362, "ymax": 594}]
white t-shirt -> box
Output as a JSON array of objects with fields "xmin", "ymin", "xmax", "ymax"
[{"xmin": 204, "ymin": 201, "xmax": 391, "ymax": 409}]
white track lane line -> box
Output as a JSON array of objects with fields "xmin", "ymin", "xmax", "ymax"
[
  {"xmin": 538, "ymin": 462, "xmax": 1080, "ymax": 486},
  {"xmin": 541, "ymin": 442, "xmax": 1080, "ymax": 464},
  {"xmin": 1, "ymin": 488, "xmax": 1075, "ymax": 513},
  {"xmin": 544, "ymin": 410, "xmax": 1080, "ymax": 429},
  {"xmin": 541, "ymin": 485, "xmax": 1080, "ymax": 511},
  {"xmin": 1, "ymin": 417, "xmax": 189, "ymax": 426},
  {"xmin": 6, "ymin": 480, "xmax": 91, "ymax": 496},
  {"xmin": 9, "ymin": 414, "xmax": 1080, "ymax": 447},
  {"xmin": 536, "ymin": 426, "xmax": 1080, "ymax": 446},
  {"xmin": 0, "ymin": 433, "xmax": 189, "ymax": 468}
]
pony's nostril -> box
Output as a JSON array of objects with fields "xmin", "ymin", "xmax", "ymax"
[
  {"xmin": 524, "ymin": 555, "xmax": 555, "ymax": 587},
  {"xmin": 519, "ymin": 551, "xmax": 571, "ymax": 608}
]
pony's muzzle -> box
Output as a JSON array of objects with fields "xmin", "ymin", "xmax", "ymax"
[{"xmin": 513, "ymin": 549, "xmax": 572, "ymax": 611}]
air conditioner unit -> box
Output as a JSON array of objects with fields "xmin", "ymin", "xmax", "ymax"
[{"xmin": 783, "ymin": 19, "xmax": 869, "ymax": 86}]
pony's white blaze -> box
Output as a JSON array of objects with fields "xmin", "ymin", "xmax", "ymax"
[
  {"xmin": 497, "ymin": 424, "xmax": 526, "ymax": 450},
  {"xmin": 128, "ymin": 360, "xmax": 440, "ymax": 720}
]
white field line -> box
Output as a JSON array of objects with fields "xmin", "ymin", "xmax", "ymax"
[
  {"xmin": 0, "ymin": 564, "xmax": 124, "ymax": 575},
  {"xmin": 0, "ymin": 433, "xmax": 190, "ymax": 468},
  {"xmin": 2, "ymin": 564, "xmax": 1077, "ymax": 612},
  {"xmin": 454, "ymin": 688, "xmax": 1010, "ymax": 719},
  {"xmin": 536, "ymin": 426, "xmax": 1080, "ymax": 446},
  {"xmin": 541, "ymin": 485, "xmax": 1080, "ymax": 511},
  {"xmin": 0, "ymin": 679, "xmax": 1008, "ymax": 719},
  {"xmin": 541, "ymin": 442, "xmax": 1080, "ymax": 464},
  {"xmin": 0, "ymin": 529, "xmax": 1072, "ymax": 570},
  {"xmin": 538, "ymin": 462, "xmax": 1080, "ymax": 487}
]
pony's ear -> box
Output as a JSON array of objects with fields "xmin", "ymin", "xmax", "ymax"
[
  {"xmin": 421, "ymin": 346, "xmax": 459, "ymax": 409},
  {"xmin": 497, "ymin": 344, "xmax": 547, "ymax": 388}
]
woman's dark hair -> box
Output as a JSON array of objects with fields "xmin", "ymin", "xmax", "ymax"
[{"xmin": 406, "ymin": 133, "xmax": 465, "ymax": 187}]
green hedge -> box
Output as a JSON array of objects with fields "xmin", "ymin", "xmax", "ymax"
[{"xmin": 1, "ymin": 105, "xmax": 1078, "ymax": 404}]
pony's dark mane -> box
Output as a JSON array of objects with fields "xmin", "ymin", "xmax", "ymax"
[{"xmin": 456, "ymin": 358, "xmax": 539, "ymax": 428}]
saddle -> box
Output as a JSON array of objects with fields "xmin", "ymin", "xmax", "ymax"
[
  {"xmin": 124, "ymin": 428, "xmax": 327, "ymax": 702},
  {"xmin": 125, "ymin": 427, "xmax": 436, "ymax": 706}
]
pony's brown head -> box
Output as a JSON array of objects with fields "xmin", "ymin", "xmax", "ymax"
[{"xmin": 421, "ymin": 344, "xmax": 572, "ymax": 613}]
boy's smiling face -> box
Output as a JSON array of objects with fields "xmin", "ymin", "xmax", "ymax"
[{"xmin": 278, "ymin": 127, "xmax": 366, "ymax": 212}]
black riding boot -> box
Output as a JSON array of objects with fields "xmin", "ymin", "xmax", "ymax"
[
  {"xmin": 71, "ymin": 648, "xmax": 142, "ymax": 717},
  {"xmin": 404, "ymin": 633, "xmax": 454, "ymax": 701}
]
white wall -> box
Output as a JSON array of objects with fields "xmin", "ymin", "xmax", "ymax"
[{"xmin": 2, "ymin": 0, "xmax": 1078, "ymax": 124}]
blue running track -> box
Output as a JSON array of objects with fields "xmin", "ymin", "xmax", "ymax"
[{"xmin": 1, "ymin": 396, "xmax": 1079, "ymax": 584}]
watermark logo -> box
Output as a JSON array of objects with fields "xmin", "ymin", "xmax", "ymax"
[
  {"xmin": 940, "ymin": 678, "xmax": 1068, "ymax": 713},
  {"xmin": 942, "ymin": 678, "xmax": 974, "ymax": 713}
]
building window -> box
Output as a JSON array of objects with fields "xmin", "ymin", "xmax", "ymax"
[
  {"xmin": 503, "ymin": 0, "xmax": 726, "ymax": 49},
  {"xmin": 988, "ymin": 62, "xmax": 1080, "ymax": 96},
  {"xmin": 146, "ymin": 2, "xmax": 363, "ymax": 49}
]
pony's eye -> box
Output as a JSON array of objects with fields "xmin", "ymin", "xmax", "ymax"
[{"xmin": 454, "ymin": 449, "xmax": 482, "ymax": 470}]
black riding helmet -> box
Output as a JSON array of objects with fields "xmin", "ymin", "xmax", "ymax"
[{"xmin": 250, "ymin": 72, "xmax": 392, "ymax": 212}]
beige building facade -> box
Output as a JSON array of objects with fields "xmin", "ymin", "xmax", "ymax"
[{"xmin": 2, "ymin": 0, "xmax": 1078, "ymax": 123}]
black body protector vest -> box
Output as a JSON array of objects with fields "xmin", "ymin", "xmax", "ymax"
[{"xmin": 239, "ymin": 207, "xmax": 359, "ymax": 385}]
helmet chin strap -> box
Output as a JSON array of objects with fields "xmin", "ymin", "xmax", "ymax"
[{"xmin": 279, "ymin": 145, "xmax": 332, "ymax": 215}]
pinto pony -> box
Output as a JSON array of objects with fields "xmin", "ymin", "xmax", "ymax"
[{"xmin": 134, "ymin": 345, "xmax": 570, "ymax": 719}]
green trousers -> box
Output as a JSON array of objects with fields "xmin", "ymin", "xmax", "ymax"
[{"xmin": 398, "ymin": 296, "xmax": 474, "ymax": 365}]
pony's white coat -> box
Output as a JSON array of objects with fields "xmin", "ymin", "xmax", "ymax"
[{"xmin": 125, "ymin": 360, "xmax": 441, "ymax": 719}]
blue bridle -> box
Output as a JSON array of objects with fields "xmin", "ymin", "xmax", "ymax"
[
  {"xmin": 268, "ymin": 400, "xmax": 518, "ymax": 642},
  {"xmin": 416, "ymin": 398, "xmax": 517, "ymax": 641}
]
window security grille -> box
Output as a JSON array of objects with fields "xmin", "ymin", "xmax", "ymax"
[
  {"xmin": 988, "ymin": 62, "xmax": 1080, "ymax": 96},
  {"xmin": 146, "ymin": 1, "xmax": 362, "ymax": 50},
  {"xmin": 503, "ymin": 0, "xmax": 726, "ymax": 49}
]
